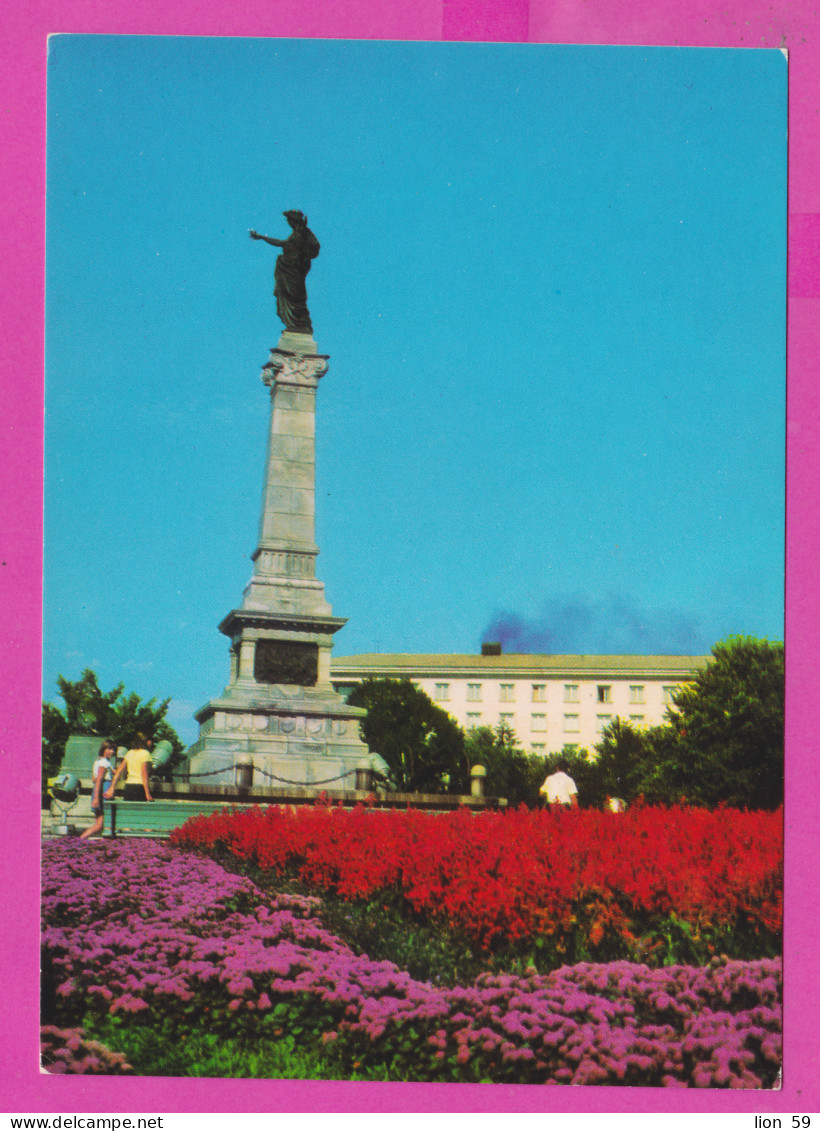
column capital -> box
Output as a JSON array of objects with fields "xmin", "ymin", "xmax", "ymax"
[{"xmin": 262, "ymin": 347, "xmax": 329, "ymax": 390}]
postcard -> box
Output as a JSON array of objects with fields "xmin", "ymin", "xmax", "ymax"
[{"xmin": 3, "ymin": 2, "xmax": 817, "ymax": 1119}]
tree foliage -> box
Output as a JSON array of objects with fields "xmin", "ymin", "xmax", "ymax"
[
  {"xmin": 594, "ymin": 636, "xmax": 784, "ymax": 810},
  {"xmin": 347, "ymin": 678, "xmax": 468, "ymax": 793},
  {"xmin": 42, "ymin": 669, "xmax": 186, "ymax": 794},
  {"xmin": 464, "ymin": 724, "xmax": 547, "ymax": 807},
  {"xmin": 653, "ymin": 635, "xmax": 783, "ymax": 808},
  {"xmin": 590, "ymin": 719, "xmax": 661, "ymax": 808}
]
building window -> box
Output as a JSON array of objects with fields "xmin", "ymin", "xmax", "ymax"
[
  {"xmin": 564, "ymin": 684, "xmax": 579, "ymax": 703},
  {"xmin": 629, "ymin": 685, "xmax": 645, "ymax": 704},
  {"xmin": 532, "ymin": 683, "xmax": 547, "ymax": 702},
  {"xmin": 467, "ymin": 683, "xmax": 482, "ymax": 702},
  {"xmin": 499, "ymin": 713, "xmax": 514, "ymax": 726},
  {"xmin": 597, "ymin": 685, "xmax": 611, "ymax": 703},
  {"xmin": 596, "ymin": 714, "xmax": 613, "ymax": 733},
  {"xmin": 531, "ymin": 713, "xmax": 547, "ymax": 732},
  {"xmin": 500, "ymin": 683, "xmax": 515, "ymax": 702},
  {"xmin": 563, "ymin": 714, "xmax": 580, "ymax": 733},
  {"xmin": 434, "ymin": 682, "xmax": 450, "ymax": 701},
  {"xmin": 532, "ymin": 743, "xmax": 546, "ymax": 752},
  {"xmin": 662, "ymin": 686, "xmax": 676, "ymax": 705},
  {"xmin": 630, "ymin": 714, "xmax": 645, "ymax": 724},
  {"xmin": 466, "ymin": 712, "xmax": 482, "ymax": 728}
]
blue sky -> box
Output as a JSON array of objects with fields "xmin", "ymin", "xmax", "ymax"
[{"xmin": 44, "ymin": 37, "xmax": 787, "ymax": 744}]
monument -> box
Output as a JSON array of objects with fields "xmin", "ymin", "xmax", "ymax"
[{"xmin": 185, "ymin": 212, "xmax": 373, "ymax": 790}]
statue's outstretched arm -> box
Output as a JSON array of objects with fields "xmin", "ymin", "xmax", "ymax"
[{"xmin": 249, "ymin": 229, "xmax": 285, "ymax": 247}]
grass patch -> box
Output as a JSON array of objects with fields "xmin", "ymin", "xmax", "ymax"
[{"xmin": 84, "ymin": 1016, "xmax": 391, "ymax": 1080}]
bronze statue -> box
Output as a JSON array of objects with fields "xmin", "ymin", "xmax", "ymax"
[{"xmin": 249, "ymin": 211, "xmax": 320, "ymax": 334}]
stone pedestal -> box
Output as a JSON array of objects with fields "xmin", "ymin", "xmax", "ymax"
[{"xmin": 186, "ymin": 332, "xmax": 372, "ymax": 789}]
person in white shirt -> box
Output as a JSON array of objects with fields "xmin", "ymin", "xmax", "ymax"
[
  {"xmin": 540, "ymin": 759, "xmax": 579, "ymax": 809},
  {"xmin": 80, "ymin": 740, "xmax": 116, "ymax": 839}
]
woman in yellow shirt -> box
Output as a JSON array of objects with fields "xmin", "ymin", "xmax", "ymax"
[{"xmin": 106, "ymin": 734, "xmax": 154, "ymax": 802}]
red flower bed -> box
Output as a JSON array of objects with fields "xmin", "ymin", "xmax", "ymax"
[{"xmin": 170, "ymin": 804, "xmax": 782, "ymax": 954}]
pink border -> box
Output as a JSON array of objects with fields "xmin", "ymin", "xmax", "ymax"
[{"xmin": 3, "ymin": 0, "xmax": 816, "ymax": 1113}]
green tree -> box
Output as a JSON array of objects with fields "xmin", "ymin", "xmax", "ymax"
[
  {"xmin": 626, "ymin": 722, "xmax": 685, "ymax": 806},
  {"xmin": 592, "ymin": 636, "xmax": 785, "ymax": 809},
  {"xmin": 347, "ymin": 678, "xmax": 468, "ymax": 793},
  {"xmin": 42, "ymin": 669, "xmax": 186, "ymax": 797},
  {"xmin": 464, "ymin": 724, "xmax": 547, "ymax": 807},
  {"xmin": 653, "ymin": 636, "xmax": 784, "ymax": 809},
  {"xmin": 593, "ymin": 718, "xmax": 654, "ymax": 806}
]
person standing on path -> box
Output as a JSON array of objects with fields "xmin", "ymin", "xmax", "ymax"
[{"xmin": 80, "ymin": 740, "xmax": 116, "ymax": 838}]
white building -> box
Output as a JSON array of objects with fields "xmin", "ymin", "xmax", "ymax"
[{"xmin": 330, "ymin": 649, "xmax": 710, "ymax": 755}]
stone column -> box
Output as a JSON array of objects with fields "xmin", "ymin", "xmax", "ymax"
[
  {"xmin": 257, "ymin": 363, "xmax": 321, "ymax": 555},
  {"xmin": 242, "ymin": 335, "xmax": 331, "ymax": 618},
  {"xmin": 187, "ymin": 331, "xmax": 371, "ymax": 787}
]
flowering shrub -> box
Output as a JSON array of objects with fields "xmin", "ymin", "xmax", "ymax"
[
  {"xmin": 42, "ymin": 840, "xmax": 781, "ymax": 1086},
  {"xmin": 40, "ymin": 1026, "xmax": 134, "ymax": 1074},
  {"xmin": 170, "ymin": 803, "xmax": 782, "ymax": 958},
  {"xmin": 339, "ymin": 957, "xmax": 782, "ymax": 1087}
]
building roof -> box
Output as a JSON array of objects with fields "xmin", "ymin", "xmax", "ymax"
[{"xmin": 330, "ymin": 653, "xmax": 710, "ymax": 680}]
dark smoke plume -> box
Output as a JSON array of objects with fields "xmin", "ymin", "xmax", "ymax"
[{"xmin": 482, "ymin": 595, "xmax": 710, "ymax": 655}]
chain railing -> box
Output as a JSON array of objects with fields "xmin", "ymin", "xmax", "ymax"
[
  {"xmin": 178, "ymin": 761, "xmax": 360, "ymax": 789},
  {"xmin": 184, "ymin": 765, "xmax": 237, "ymax": 779},
  {"xmin": 253, "ymin": 765, "xmax": 358, "ymax": 787}
]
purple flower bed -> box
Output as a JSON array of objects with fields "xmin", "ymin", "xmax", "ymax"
[
  {"xmin": 40, "ymin": 1026, "xmax": 134, "ymax": 1075},
  {"xmin": 42, "ymin": 840, "xmax": 781, "ymax": 1086}
]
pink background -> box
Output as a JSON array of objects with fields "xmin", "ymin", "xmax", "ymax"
[{"xmin": 2, "ymin": 0, "xmax": 816, "ymax": 1113}]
